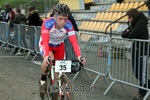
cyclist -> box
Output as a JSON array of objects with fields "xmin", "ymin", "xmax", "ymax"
[{"xmin": 39, "ymin": 3, "xmax": 86, "ymax": 96}]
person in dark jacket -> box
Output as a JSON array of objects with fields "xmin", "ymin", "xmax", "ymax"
[
  {"xmin": 122, "ymin": 8, "xmax": 150, "ymax": 100},
  {"xmin": 7, "ymin": 10, "xmax": 15, "ymax": 45},
  {"xmin": 4, "ymin": 3, "xmax": 12, "ymax": 22},
  {"xmin": 0, "ymin": 10, "xmax": 5, "ymax": 21},
  {"xmin": 28, "ymin": 6, "xmax": 43, "ymax": 51},
  {"xmin": 64, "ymin": 12, "xmax": 79, "ymax": 60},
  {"xmin": 28, "ymin": 6, "xmax": 42, "ymax": 26},
  {"xmin": 14, "ymin": 8, "xmax": 28, "ymax": 50},
  {"xmin": 68, "ymin": 13, "xmax": 79, "ymax": 32},
  {"xmin": 146, "ymin": 0, "xmax": 150, "ymax": 19},
  {"xmin": 14, "ymin": 8, "xmax": 27, "ymax": 24}
]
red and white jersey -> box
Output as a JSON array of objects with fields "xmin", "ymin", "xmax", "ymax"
[{"xmin": 39, "ymin": 17, "xmax": 81, "ymax": 57}]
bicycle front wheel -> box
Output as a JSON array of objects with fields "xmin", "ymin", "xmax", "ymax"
[{"xmin": 61, "ymin": 75, "xmax": 74, "ymax": 100}]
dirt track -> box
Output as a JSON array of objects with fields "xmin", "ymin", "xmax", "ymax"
[{"xmin": 0, "ymin": 49, "xmax": 149, "ymax": 100}]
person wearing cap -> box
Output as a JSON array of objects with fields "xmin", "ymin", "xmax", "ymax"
[
  {"xmin": 38, "ymin": 3, "xmax": 86, "ymax": 97},
  {"xmin": 122, "ymin": 8, "xmax": 150, "ymax": 100}
]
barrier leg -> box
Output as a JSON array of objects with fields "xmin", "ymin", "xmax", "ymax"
[
  {"xmin": 15, "ymin": 49, "xmax": 21, "ymax": 56},
  {"xmin": 4, "ymin": 44, "xmax": 10, "ymax": 51},
  {"xmin": 143, "ymin": 90, "xmax": 150, "ymax": 100},
  {"xmin": 0, "ymin": 43, "xmax": 5, "ymax": 49},
  {"xmin": 91, "ymin": 73, "xmax": 100, "ymax": 86},
  {"xmin": 103, "ymin": 80, "xmax": 116, "ymax": 95},
  {"xmin": 25, "ymin": 52, "xmax": 30, "ymax": 59},
  {"xmin": 73, "ymin": 69, "xmax": 92, "ymax": 81},
  {"xmin": 31, "ymin": 53, "xmax": 38, "ymax": 62},
  {"xmin": 72, "ymin": 72, "xmax": 80, "ymax": 80},
  {"xmin": 120, "ymin": 83, "xmax": 131, "ymax": 97},
  {"xmin": 10, "ymin": 47, "xmax": 17, "ymax": 54},
  {"xmin": 85, "ymin": 70, "xmax": 92, "ymax": 79},
  {"xmin": 103, "ymin": 76, "xmax": 109, "ymax": 86}
]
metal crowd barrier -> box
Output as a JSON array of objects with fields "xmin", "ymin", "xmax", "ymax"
[
  {"xmin": 0, "ymin": 21, "xmax": 40, "ymax": 60},
  {"xmin": 19, "ymin": 24, "xmax": 29, "ymax": 51},
  {"xmin": 73, "ymin": 32, "xmax": 111, "ymax": 86},
  {"xmin": 64, "ymin": 31, "xmax": 78, "ymax": 60},
  {"xmin": 104, "ymin": 37, "xmax": 150, "ymax": 100},
  {"xmin": 31, "ymin": 26, "xmax": 41, "ymax": 61},
  {"xmin": 25, "ymin": 25, "xmax": 37, "ymax": 59},
  {"xmin": 9, "ymin": 24, "xmax": 20, "ymax": 55},
  {"xmin": 0, "ymin": 21, "xmax": 8, "ymax": 49}
]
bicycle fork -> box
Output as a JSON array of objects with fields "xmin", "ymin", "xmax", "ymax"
[
  {"xmin": 58, "ymin": 72, "xmax": 63, "ymax": 99},
  {"xmin": 58, "ymin": 73, "xmax": 70, "ymax": 100},
  {"xmin": 51, "ymin": 65, "xmax": 55, "ymax": 84}
]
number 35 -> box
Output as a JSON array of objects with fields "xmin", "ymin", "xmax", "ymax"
[{"xmin": 59, "ymin": 65, "xmax": 67, "ymax": 71}]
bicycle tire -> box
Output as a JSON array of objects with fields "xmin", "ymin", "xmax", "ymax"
[
  {"xmin": 48, "ymin": 73, "xmax": 59, "ymax": 100},
  {"xmin": 45, "ymin": 74, "xmax": 52, "ymax": 100},
  {"xmin": 61, "ymin": 75, "xmax": 74, "ymax": 100}
]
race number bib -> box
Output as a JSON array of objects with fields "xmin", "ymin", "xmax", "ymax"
[{"xmin": 55, "ymin": 60, "xmax": 71, "ymax": 72}]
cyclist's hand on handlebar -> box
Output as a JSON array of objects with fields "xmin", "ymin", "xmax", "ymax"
[
  {"xmin": 44, "ymin": 56, "xmax": 49, "ymax": 66},
  {"xmin": 77, "ymin": 56, "xmax": 86, "ymax": 65},
  {"xmin": 44, "ymin": 56, "xmax": 54, "ymax": 66}
]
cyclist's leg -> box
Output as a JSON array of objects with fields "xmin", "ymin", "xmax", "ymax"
[
  {"xmin": 41, "ymin": 51, "xmax": 54, "ymax": 75},
  {"xmin": 40, "ymin": 48, "xmax": 54, "ymax": 96}
]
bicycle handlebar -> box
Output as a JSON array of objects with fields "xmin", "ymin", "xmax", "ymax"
[{"xmin": 47, "ymin": 56, "xmax": 84, "ymax": 73}]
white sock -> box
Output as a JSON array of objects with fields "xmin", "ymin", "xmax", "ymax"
[{"xmin": 40, "ymin": 80, "xmax": 46, "ymax": 85}]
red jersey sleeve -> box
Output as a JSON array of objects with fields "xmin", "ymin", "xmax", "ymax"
[
  {"xmin": 41, "ymin": 18, "xmax": 54, "ymax": 57},
  {"xmin": 68, "ymin": 35, "xmax": 81, "ymax": 57},
  {"xmin": 65, "ymin": 20, "xmax": 81, "ymax": 57}
]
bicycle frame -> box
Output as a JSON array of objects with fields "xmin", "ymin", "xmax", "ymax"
[{"xmin": 45, "ymin": 59, "xmax": 83, "ymax": 100}]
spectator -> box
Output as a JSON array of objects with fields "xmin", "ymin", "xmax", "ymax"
[
  {"xmin": 68, "ymin": 13, "xmax": 79, "ymax": 32},
  {"xmin": 28, "ymin": 6, "xmax": 42, "ymax": 26},
  {"xmin": 28, "ymin": 6, "xmax": 43, "ymax": 51},
  {"xmin": 14, "ymin": 8, "xmax": 27, "ymax": 24},
  {"xmin": 8, "ymin": 10, "xmax": 15, "ymax": 44},
  {"xmin": 8, "ymin": 10, "xmax": 15, "ymax": 30},
  {"xmin": 146, "ymin": 0, "xmax": 150, "ymax": 19},
  {"xmin": 14, "ymin": 8, "xmax": 28, "ymax": 51},
  {"xmin": 121, "ymin": 8, "xmax": 150, "ymax": 100},
  {"xmin": 64, "ymin": 12, "xmax": 79, "ymax": 59},
  {"xmin": 4, "ymin": 3, "xmax": 12, "ymax": 22},
  {"xmin": 0, "ymin": 10, "xmax": 5, "ymax": 21}
]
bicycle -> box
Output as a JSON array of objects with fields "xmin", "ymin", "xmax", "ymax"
[{"xmin": 40, "ymin": 57, "xmax": 84, "ymax": 100}]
